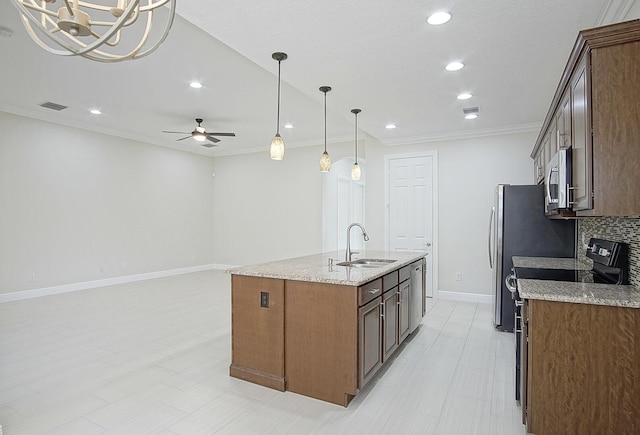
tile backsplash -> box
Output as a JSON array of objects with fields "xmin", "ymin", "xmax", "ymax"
[{"xmin": 577, "ymin": 217, "xmax": 640, "ymax": 287}]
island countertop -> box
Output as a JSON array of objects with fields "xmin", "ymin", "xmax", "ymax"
[{"xmin": 228, "ymin": 250, "xmax": 426, "ymax": 286}]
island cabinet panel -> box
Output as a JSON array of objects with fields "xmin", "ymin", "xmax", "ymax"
[
  {"xmin": 284, "ymin": 281, "xmax": 358, "ymax": 407},
  {"xmin": 526, "ymin": 299, "xmax": 640, "ymax": 435},
  {"xmin": 358, "ymin": 297, "xmax": 383, "ymax": 388},
  {"xmin": 230, "ymin": 275, "xmax": 285, "ymax": 391},
  {"xmin": 381, "ymin": 289, "xmax": 399, "ymax": 362}
]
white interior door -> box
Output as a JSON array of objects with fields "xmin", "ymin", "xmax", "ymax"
[{"xmin": 386, "ymin": 153, "xmax": 437, "ymax": 297}]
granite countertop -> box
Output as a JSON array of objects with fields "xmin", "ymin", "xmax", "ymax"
[
  {"xmin": 517, "ymin": 279, "xmax": 639, "ymax": 308},
  {"xmin": 228, "ymin": 250, "xmax": 426, "ymax": 286},
  {"xmin": 512, "ymin": 256, "xmax": 591, "ymax": 271},
  {"xmin": 513, "ymin": 256, "xmax": 639, "ymax": 308}
]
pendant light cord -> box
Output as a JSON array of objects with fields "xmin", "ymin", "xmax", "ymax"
[
  {"xmin": 324, "ymin": 91, "xmax": 327, "ymax": 152},
  {"xmin": 276, "ymin": 60, "xmax": 281, "ymax": 135},
  {"xmin": 354, "ymin": 111, "xmax": 358, "ymax": 163}
]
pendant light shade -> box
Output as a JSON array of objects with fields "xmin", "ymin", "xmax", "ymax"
[
  {"xmin": 351, "ymin": 108, "xmax": 361, "ymax": 181},
  {"xmin": 270, "ymin": 52, "xmax": 288, "ymax": 160},
  {"xmin": 319, "ymin": 86, "xmax": 332, "ymax": 172}
]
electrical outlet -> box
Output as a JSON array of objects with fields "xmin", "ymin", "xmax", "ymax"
[
  {"xmin": 455, "ymin": 272, "xmax": 462, "ymax": 281},
  {"xmin": 28, "ymin": 272, "xmax": 36, "ymax": 282},
  {"xmin": 99, "ymin": 266, "xmax": 104, "ymax": 273},
  {"xmin": 260, "ymin": 292, "xmax": 269, "ymax": 308},
  {"xmin": 122, "ymin": 262, "xmax": 127, "ymax": 270}
]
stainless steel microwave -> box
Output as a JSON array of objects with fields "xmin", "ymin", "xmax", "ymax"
[{"xmin": 545, "ymin": 148, "xmax": 572, "ymax": 214}]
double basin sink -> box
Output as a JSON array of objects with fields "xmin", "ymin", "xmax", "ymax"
[{"xmin": 336, "ymin": 259, "xmax": 397, "ymax": 269}]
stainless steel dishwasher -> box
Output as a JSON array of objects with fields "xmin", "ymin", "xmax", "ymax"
[{"xmin": 409, "ymin": 259, "xmax": 425, "ymax": 333}]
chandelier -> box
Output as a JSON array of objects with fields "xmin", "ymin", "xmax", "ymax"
[{"xmin": 11, "ymin": 0, "xmax": 176, "ymax": 62}]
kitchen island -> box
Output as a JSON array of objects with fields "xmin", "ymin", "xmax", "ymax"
[
  {"xmin": 228, "ymin": 250, "xmax": 426, "ymax": 406},
  {"xmin": 513, "ymin": 256, "xmax": 640, "ymax": 435}
]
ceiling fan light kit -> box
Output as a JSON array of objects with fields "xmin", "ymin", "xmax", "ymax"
[
  {"xmin": 319, "ymin": 86, "xmax": 332, "ymax": 172},
  {"xmin": 162, "ymin": 118, "xmax": 235, "ymax": 148},
  {"xmin": 11, "ymin": 0, "xmax": 176, "ymax": 62},
  {"xmin": 270, "ymin": 52, "xmax": 287, "ymax": 160}
]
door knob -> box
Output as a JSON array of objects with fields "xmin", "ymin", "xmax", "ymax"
[{"xmin": 425, "ymin": 242, "xmax": 432, "ymax": 247}]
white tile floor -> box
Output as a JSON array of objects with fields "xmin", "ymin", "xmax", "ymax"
[{"xmin": 0, "ymin": 270, "xmax": 527, "ymax": 434}]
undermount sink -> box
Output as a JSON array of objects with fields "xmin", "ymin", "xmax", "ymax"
[{"xmin": 336, "ymin": 258, "xmax": 397, "ymax": 268}]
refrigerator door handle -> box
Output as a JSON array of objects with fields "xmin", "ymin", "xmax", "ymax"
[{"xmin": 488, "ymin": 206, "xmax": 495, "ymax": 269}]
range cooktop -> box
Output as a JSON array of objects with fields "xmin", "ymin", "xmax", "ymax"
[{"xmin": 513, "ymin": 267, "xmax": 601, "ymax": 284}]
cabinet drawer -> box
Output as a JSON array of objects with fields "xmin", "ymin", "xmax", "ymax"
[
  {"xmin": 399, "ymin": 265, "xmax": 411, "ymax": 283},
  {"xmin": 382, "ymin": 271, "xmax": 398, "ymax": 293},
  {"xmin": 359, "ymin": 278, "xmax": 382, "ymax": 306}
]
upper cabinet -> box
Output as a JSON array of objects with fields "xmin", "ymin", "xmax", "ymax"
[{"xmin": 531, "ymin": 20, "xmax": 640, "ymax": 216}]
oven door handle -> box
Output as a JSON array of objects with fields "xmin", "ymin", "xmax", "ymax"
[
  {"xmin": 505, "ymin": 273, "xmax": 518, "ymax": 295},
  {"xmin": 488, "ymin": 207, "xmax": 495, "ymax": 269}
]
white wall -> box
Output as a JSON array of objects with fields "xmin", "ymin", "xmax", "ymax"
[
  {"xmin": 0, "ymin": 112, "xmax": 216, "ymax": 295},
  {"xmin": 627, "ymin": 2, "xmax": 640, "ymax": 19},
  {"xmin": 364, "ymin": 131, "xmax": 537, "ymax": 297},
  {"xmin": 211, "ymin": 140, "xmax": 361, "ymax": 266}
]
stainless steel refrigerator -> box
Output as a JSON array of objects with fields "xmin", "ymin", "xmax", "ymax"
[{"xmin": 489, "ymin": 184, "xmax": 575, "ymax": 332}]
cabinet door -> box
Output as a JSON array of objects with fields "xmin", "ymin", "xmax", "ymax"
[
  {"xmin": 533, "ymin": 147, "xmax": 544, "ymax": 184},
  {"xmin": 571, "ymin": 55, "xmax": 593, "ymax": 211},
  {"xmin": 382, "ymin": 290, "xmax": 399, "ymax": 362},
  {"xmin": 398, "ymin": 280, "xmax": 411, "ymax": 344},
  {"xmin": 558, "ymin": 90, "xmax": 571, "ymax": 150},
  {"xmin": 358, "ymin": 298, "xmax": 382, "ymax": 387}
]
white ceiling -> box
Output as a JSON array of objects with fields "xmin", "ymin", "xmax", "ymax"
[{"xmin": 0, "ymin": 1, "xmax": 636, "ymax": 157}]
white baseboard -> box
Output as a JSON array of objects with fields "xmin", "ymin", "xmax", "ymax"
[
  {"xmin": 436, "ymin": 290, "xmax": 493, "ymax": 304},
  {"xmin": 0, "ymin": 264, "xmax": 219, "ymax": 304}
]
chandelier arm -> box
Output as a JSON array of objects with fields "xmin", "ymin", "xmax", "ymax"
[
  {"xmin": 73, "ymin": 0, "xmax": 170, "ymax": 13},
  {"xmin": 19, "ymin": 2, "xmax": 58, "ymax": 18},
  {"xmin": 62, "ymin": 0, "xmax": 75, "ymax": 16},
  {"xmin": 22, "ymin": 18, "xmax": 77, "ymax": 56}
]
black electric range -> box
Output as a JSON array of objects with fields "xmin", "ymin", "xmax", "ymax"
[{"xmin": 513, "ymin": 238, "xmax": 629, "ymax": 287}]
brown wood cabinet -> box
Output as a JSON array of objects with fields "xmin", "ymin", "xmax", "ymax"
[
  {"xmin": 531, "ymin": 20, "xmax": 640, "ymax": 216},
  {"xmin": 522, "ymin": 299, "xmax": 640, "ymax": 435},
  {"xmin": 230, "ymin": 261, "xmax": 425, "ymax": 407},
  {"xmin": 358, "ymin": 296, "xmax": 383, "ymax": 388}
]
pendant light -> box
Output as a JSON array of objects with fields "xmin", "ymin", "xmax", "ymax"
[
  {"xmin": 319, "ymin": 86, "xmax": 332, "ymax": 172},
  {"xmin": 270, "ymin": 52, "xmax": 288, "ymax": 160},
  {"xmin": 351, "ymin": 108, "xmax": 362, "ymax": 180}
]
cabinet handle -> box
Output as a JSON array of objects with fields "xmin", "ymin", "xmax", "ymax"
[
  {"xmin": 368, "ymin": 288, "xmax": 380, "ymax": 295},
  {"xmin": 380, "ymin": 301, "xmax": 384, "ymax": 319}
]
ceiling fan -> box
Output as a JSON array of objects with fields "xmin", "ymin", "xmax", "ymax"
[{"xmin": 162, "ymin": 118, "xmax": 236, "ymax": 147}]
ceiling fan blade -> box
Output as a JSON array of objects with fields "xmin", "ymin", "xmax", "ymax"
[
  {"xmin": 207, "ymin": 132, "xmax": 236, "ymax": 137},
  {"xmin": 175, "ymin": 136, "xmax": 192, "ymax": 141},
  {"xmin": 162, "ymin": 130, "xmax": 190, "ymax": 134},
  {"xmin": 201, "ymin": 142, "xmax": 218, "ymax": 148},
  {"xmin": 206, "ymin": 135, "xmax": 221, "ymax": 143}
]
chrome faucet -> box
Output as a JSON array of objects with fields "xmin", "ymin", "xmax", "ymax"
[{"xmin": 345, "ymin": 223, "xmax": 370, "ymax": 261}]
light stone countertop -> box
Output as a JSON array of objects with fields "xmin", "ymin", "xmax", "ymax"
[
  {"xmin": 512, "ymin": 256, "xmax": 591, "ymax": 270},
  {"xmin": 513, "ymin": 256, "xmax": 638, "ymax": 308},
  {"xmin": 517, "ymin": 279, "xmax": 639, "ymax": 308},
  {"xmin": 228, "ymin": 250, "xmax": 426, "ymax": 286}
]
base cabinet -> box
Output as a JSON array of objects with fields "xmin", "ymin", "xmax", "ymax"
[
  {"xmin": 359, "ymin": 297, "xmax": 383, "ymax": 387},
  {"xmin": 523, "ymin": 299, "xmax": 640, "ymax": 435},
  {"xmin": 231, "ymin": 260, "xmax": 426, "ymax": 407}
]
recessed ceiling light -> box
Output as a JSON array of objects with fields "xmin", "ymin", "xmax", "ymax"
[
  {"xmin": 90, "ymin": 109, "xmax": 102, "ymax": 115},
  {"xmin": 284, "ymin": 123, "xmax": 294, "ymax": 129},
  {"xmin": 464, "ymin": 113, "xmax": 478, "ymax": 120},
  {"xmin": 446, "ymin": 61, "xmax": 464, "ymax": 72},
  {"xmin": 457, "ymin": 93, "xmax": 472, "ymax": 100},
  {"xmin": 189, "ymin": 81, "xmax": 203, "ymax": 89},
  {"xmin": 385, "ymin": 124, "xmax": 397, "ymax": 129},
  {"xmin": 427, "ymin": 11, "xmax": 451, "ymax": 25}
]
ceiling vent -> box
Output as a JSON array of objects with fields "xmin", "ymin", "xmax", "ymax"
[
  {"xmin": 39, "ymin": 101, "xmax": 68, "ymax": 111},
  {"xmin": 463, "ymin": 107, "xmax": 480, "ymax": 115}
]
